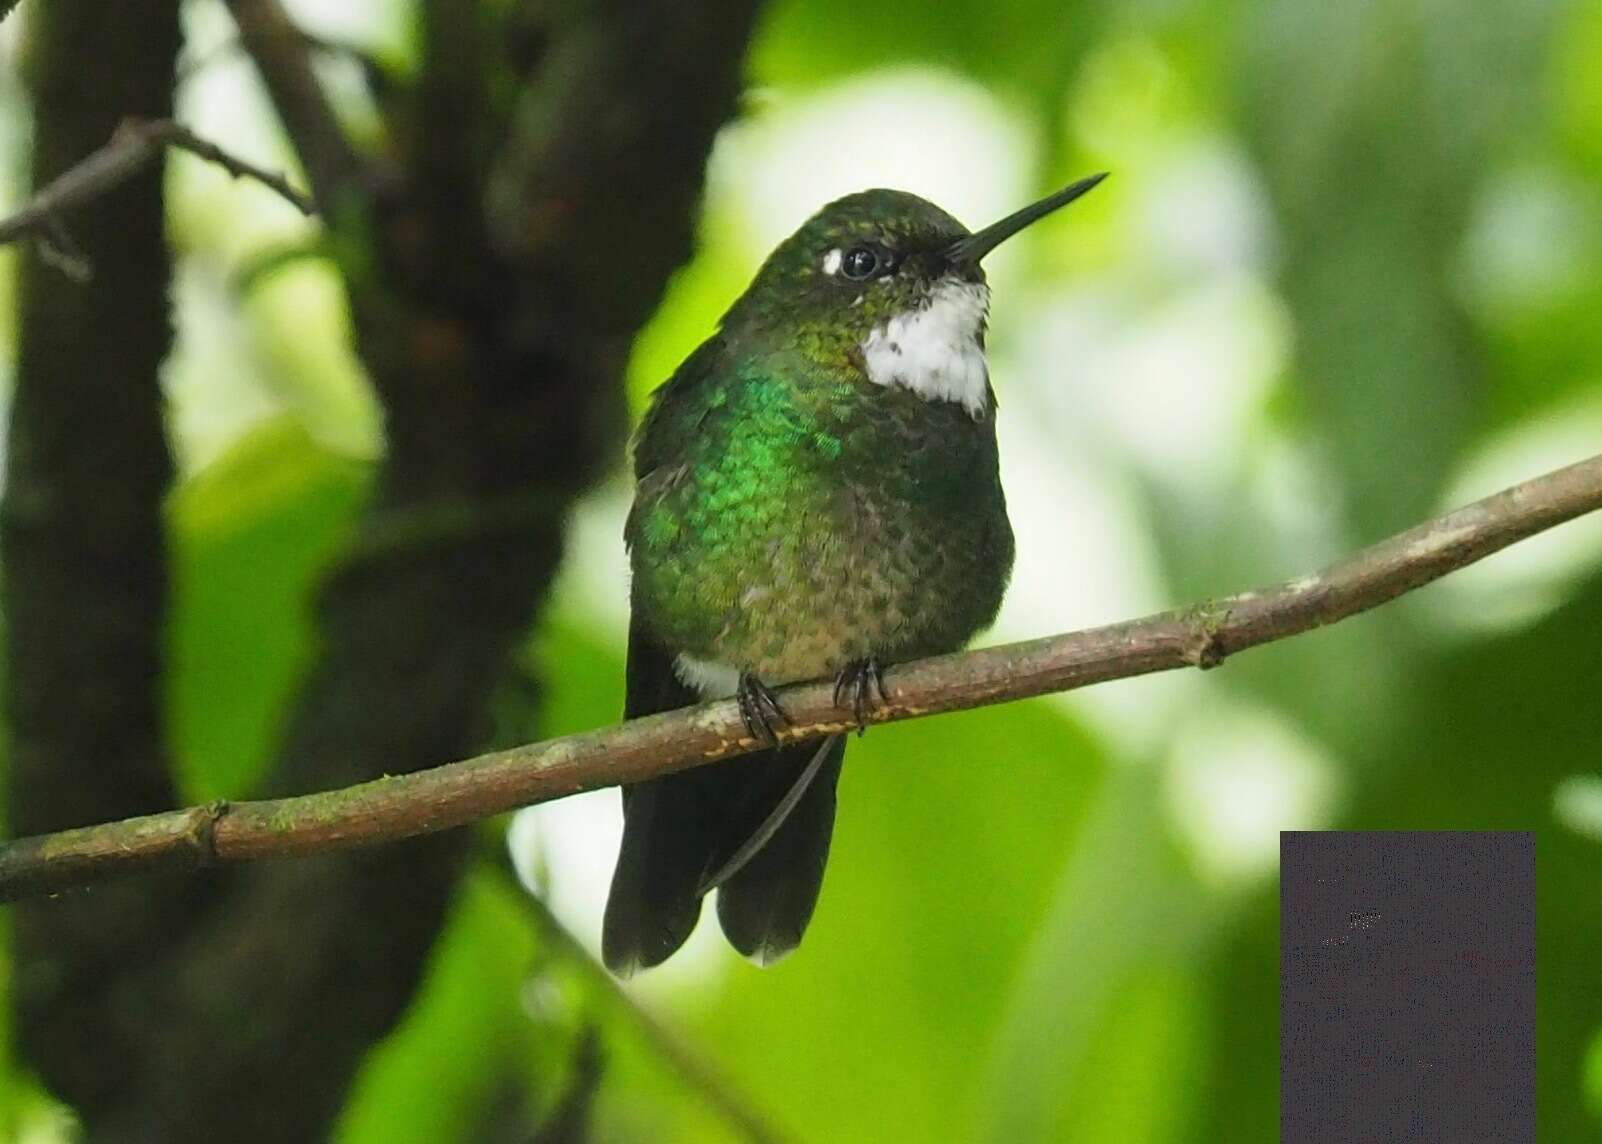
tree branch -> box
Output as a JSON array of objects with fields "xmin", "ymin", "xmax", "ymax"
[
  {"xmin": 4, "ymin": 451, "xmax": 1598, "ymax": 902},
  {"xmin": 494, "ymin": 860, "xmax": 789, "ymax": 1144},
  {"xmin": 64, "ymin": 3, "xmax": 766, "ymax": 1138},
  {"xmin": 0, "ymin": 117, "xmax": 314, "ymax": 272},
  {"xmin": 222, "ymin": 0, "xmax": 364, "ymax": 206}
]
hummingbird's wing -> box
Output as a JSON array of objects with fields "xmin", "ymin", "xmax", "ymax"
[
  {"xmin": 601, "ymin": 613, "xmax": 845, "ymax": 974},
  {"xmin": 605, "ymin": 336, "xmax": 847, "ymax": 971}
]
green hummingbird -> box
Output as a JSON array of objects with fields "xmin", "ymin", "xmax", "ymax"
[{"xmin": 602, "ymin": 173, "xmax": 1108, "ymax": 974}]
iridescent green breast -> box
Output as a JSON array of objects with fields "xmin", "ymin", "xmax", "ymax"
[{"xmin": 627, "ymin": 338, "xmax": 1013, "ymax": 683}]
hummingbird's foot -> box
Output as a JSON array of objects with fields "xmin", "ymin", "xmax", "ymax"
[
  {"xmin": 833, "ymin": 657, "xmax": 887, "ymax": 736},
  {"xmin": 736, "ymin": 672, "xmax": 791, "ymax": 746}
]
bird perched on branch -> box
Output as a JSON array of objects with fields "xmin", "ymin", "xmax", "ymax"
[{"xmin": 603, "ymin": 173, "xmax": 1108, "ymax": 974}]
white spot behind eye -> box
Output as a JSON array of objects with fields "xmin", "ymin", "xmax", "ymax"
[{"xmin": 822, "ymin": 248, "xmax": 842, "ymax": 276}]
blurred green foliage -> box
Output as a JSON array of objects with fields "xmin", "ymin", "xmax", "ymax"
[
  {"xmin": 3, "ymin": 0, "xmax": 1602, "ymax": 1139},
  {"xmin": 168, "ymin": 420, "xmax": 369, "ymax": 799}
]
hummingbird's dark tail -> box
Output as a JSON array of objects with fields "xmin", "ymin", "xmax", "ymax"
[
  {"xmin": 602, "ymin": 620, "xmax": 845, "ymax": 974},
  {"xmin": 602, "ymin": 737, "xmax": 846, "ymax": 974},
  {"xmin": 715, "ymin": 735, "xmax": 844, "ymax": 965}
]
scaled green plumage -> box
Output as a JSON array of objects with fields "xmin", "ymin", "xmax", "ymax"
[{"xmin": 627, "ymin": 338, "xmax": 1013, "ymax": 681}]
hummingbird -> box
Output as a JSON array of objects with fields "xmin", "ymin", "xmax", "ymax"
[{"xmin": 602, "ymin": 173, "xmax": 1108, "ymax": 974}]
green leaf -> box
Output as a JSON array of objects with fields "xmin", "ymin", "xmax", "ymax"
[
  {"xmin": 337, "ymin": 871, "xmax": 540, "ymax": 1144},
  {"xmin": 975, "ymin": 764, "xmax": 1210, "ymax": 1144},
  {"xmin": 752, "ymin": 0, "xmax": 1100, "ymax": 100},
  {"xmin": 683, "ymin": 700, "xmax": 1108, "ymax": 1142},
  {"xmin": 166, "ymin": 418, "xmax": 368, "ymax": 799},
  {"xmin": 1238, "ymin": 0, "xmax": 1563, "ymax": 536},
  {"xmin": 1190, "ymin": 571, "xmax": 1602, "ymax": 1140}
]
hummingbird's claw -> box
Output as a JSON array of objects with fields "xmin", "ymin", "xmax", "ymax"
[
  {"xmin": 833, "ymin": 657, "xmax": 887, "ymax": 736},
  {"xmin": 737, "ymin": 672, "xmax": 790, "ymax": 746}
]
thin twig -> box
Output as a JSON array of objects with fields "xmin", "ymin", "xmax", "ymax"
[
  {"xmin": 223, "ymin": 0, "xmax": 365, "ymax": 207},
  {"xmin": 1, "ymin": 452, "xmax": 1599, "ymax": 902},
  {"xmin": 491, "ymin": 860, "xmax": 790, "ymax": 1144},
  {"xmin": 0, "ymin": 117, "xmax": 314, "ymax": 266},
  {"xmin": 530, "ymin": 1024, "xmax": 605, "ymax": 1144},
  {"xmin": 151, "ymin": 119, "xmax": 314, "ymax": 212}
]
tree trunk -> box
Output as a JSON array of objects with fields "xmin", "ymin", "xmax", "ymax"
[{"xmin": 3, "ymin": 1, "xmax": 763, "ymax": 1139}]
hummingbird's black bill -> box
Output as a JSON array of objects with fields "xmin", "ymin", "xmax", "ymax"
[{"xmin": 942, "ymin": 171, "xmax": 1109, "ymax": 267}]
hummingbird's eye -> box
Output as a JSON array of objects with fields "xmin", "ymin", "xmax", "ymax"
[{"xmin": 841, "ymin": 245, "xmax": 883, "ymax": 280}]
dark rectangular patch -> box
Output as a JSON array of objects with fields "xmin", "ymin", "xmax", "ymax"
[{"xmin": 1280, "ymin": 830, "xmax": 1535, "ymax": 1143}]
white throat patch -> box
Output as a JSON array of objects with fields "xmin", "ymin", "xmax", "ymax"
[{"xmin": 860, "ymin": 280, "xmax": 991, "ymax": 418}]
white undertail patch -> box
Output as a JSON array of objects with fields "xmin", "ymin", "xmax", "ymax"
[
  {"xmin": 861, "ymin": 279, "xmax": 991, "ymax": 418},
  {"xmin": 674, "ymin": 653, "xmax": 740, "ymax": 699}
]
